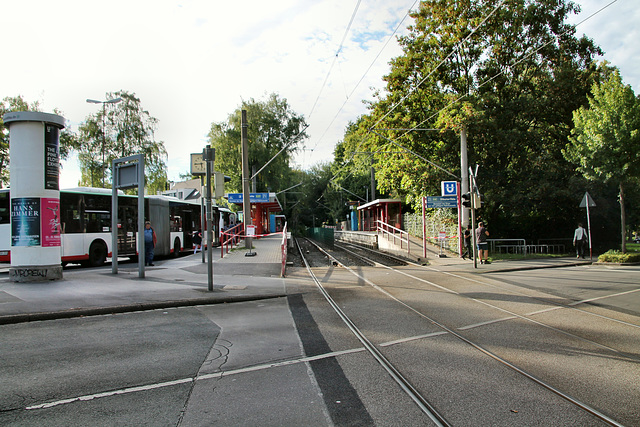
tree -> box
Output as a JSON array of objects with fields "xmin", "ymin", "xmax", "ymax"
[
  {"xmin": 0, "ymin": 96, "xmax": 79, "ymax": 188},
  {"xmin": 352, "ymin": 0, "xmax": 601, "ymax": 239},
  {"xmin": 207, "ymin": 93, "xmax": 308, "ymax": 194},
  {"xmin": 564, "ymin": 66, "xmax": 640, "ymax": 253},
  {"xmin": 77, "ymin": 91, "xmax": 168, "ymax": 192}
]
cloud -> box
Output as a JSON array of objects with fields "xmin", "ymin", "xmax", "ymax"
[{"xmin": 4, "ymin": 0, "xmax": 637, "ymax": 190}]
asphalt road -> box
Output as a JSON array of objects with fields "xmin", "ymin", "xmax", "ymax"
[{"xmin": 1, "ymin": 263, "xmax": 638, "ymax": 426}]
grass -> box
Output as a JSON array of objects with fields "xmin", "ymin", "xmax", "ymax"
[{"xmin": 488, "ymin": 252, "xmax": 570, "ymax": 261}]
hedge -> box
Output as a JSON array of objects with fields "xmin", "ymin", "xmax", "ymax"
[{"xmin": 597, "ymin": 250, "xmax": 640, "ymax": 264}]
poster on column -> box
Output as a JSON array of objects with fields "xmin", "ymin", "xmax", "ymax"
[
  {"xmin": 11, "ymin": 197, "xmax": 41, "ymax": 246},
  {"xmin": 41, "ymin": 198, "xmax": 61, "ymax": 247},
  {"xmin": 44, "ymin": 125, "xmax": 60, "ymax": 190}
]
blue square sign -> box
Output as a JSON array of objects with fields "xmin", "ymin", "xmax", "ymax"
[{"xmin": 441, "ymin": 181, "xmax": 458, "ymax": 196}]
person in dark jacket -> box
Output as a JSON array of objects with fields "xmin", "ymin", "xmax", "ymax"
[{"xmin": 461, "ymin": 225, "xmax": 472, "ymax": 260}]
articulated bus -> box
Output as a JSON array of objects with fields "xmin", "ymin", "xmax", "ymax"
[{"xmin": 0, "ymin": 187, "xmax": 229, "ymax": 267}]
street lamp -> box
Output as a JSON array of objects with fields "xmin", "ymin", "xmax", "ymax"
[{"xmin": 86, "ymin": 97, "xmax": 122, "ymax": 186}]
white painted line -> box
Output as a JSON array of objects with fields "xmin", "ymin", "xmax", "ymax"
[{"xmin": 25, "ymin": 347, "xmax": 366, "ymax": 411}]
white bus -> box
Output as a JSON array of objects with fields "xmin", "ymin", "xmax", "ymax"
[{"xmin": 0, "ymin": 187, "xmax": 229, "ymax": 267}]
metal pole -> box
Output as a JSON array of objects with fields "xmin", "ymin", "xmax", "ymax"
[
  {"xmin": 460, "ymin": 126, "xmax": 469, "ymax": 228},
  {"xmin": 138, "ymin": 156, "xmax": 145, "ymax": 278},
  {"xmin": 201, "ymin": 176, "xmax": 206, "ymax": 263},
  {"xmin": 586, "ymin": 202, "xmax": 593, "ymax": 261},
  {"xmin": 241, "ymin": 110, "xmax": 253, "ymax": 251},
  {"xmin": 112, "ymin": 161, "xmax": 118, "ymax": 274},
  {"xmin": 470, "ymin": 173, "xmax": 477, "ymax": 269},
  {"xmin": 206, "ymin": 155, "xmax": 213, "ymax": 291}
]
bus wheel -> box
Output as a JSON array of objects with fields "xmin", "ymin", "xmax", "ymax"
[{"xmin": 89, "ymin": 241, "xmax": 107, "ymax": 267}]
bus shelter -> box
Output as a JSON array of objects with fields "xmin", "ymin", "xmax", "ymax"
[
  {"xmin": 357, "ymin": 199, "xmax": 402, "ymax": 231},
  {"xmin": 227, "ymin": 193, "xmax": 283, "ymax": 236}
]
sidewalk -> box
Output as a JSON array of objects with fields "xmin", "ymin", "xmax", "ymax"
[
  {"xmin": 385, "ymin": 232, "xmax": 594, "ymax": 273},
  {"xmin": 0, "ymin": 235, "xmax": 287, "ymax": 325}
]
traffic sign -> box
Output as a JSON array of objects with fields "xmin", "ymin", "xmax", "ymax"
[
  {"xmin": 426, "ymin": 195, "xmax": 458, "ymax": 208},
  {"xmin": 441, "ymin": 181, "xmax": 458, "ymax": 196},
  {"xmin": 579, "ymin": 192, "xmax": 596, "ymax": 208}
]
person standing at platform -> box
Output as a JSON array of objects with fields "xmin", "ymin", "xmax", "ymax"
[
  {"xmin": 476, "ymin": 221, "xmax": 490, "ymax": 264},
  {"xmin": 461, "ymin": 225, "xmax": 472, "ymax": 260},
  {"xmin": 144, "ymin": 221, "xmax": 157, "ymax": 266}
]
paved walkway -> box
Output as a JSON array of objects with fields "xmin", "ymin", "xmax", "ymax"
[
  {"xmin": 0, "ymin": 235, "xmax": 287, "ymax": 325},
  {"xmin": 0, "ymin": 232, "xmax": 595, "ymax": 325}
]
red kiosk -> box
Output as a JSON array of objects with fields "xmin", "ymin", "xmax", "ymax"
[
  {"xmin": 227, "ymin": 192, "xmax": 283, "ymax": 236},
  {"xmin": 357, "ymin": 199, "xmax": 402, "ymax": 231}
]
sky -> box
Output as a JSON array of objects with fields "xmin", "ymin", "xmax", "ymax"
[{"xmin": 2, "ymin": 0, "xmax": 638, "ymax": 190}]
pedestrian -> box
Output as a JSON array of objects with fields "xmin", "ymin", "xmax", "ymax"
[
  {"xmin": 476, "ymin": 221, "xmax": 490, "ymax": 264},
  {"xmin": 573, "ymin": 223, "xmax": 587, "ymax": 259},
  {"xmin": 461, "ymin": 225, "xmax": 472, "ymax": 260},
  {"xmin": 193, "ymin": 229, "xmax": 202, "ymax": 254},
  {"xmin": 144, "ymin": 221, "xmax": 157, "ymax": 266}
]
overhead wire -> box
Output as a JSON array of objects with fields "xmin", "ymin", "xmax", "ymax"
[
  {"xmin": 379, "ymin": 0, "xmax": 620, "ymax": 144},
  {"xmin": 307, "ymin": 0, "xmax": 363, "ymax": 121},
  {"xmin": 329, "ymin": 0, "xmax": 505, "ymax": 184},
  {"xmin": 309, "ymin": 0, "xmax": 419, "ymax": 155}
]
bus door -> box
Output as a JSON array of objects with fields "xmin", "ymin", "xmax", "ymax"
[
  {"xmin": 183, "ymin": 210, "xmax": 194, "ymax": 249},
  {"xmin": 117, "ymin": 205, "xmax": 137, "ymax": 255}
]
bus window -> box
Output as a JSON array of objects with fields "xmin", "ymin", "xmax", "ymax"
[
  {"xmin": 60, "ymin": 192, "xmax": 83, "ymax": 233},
  {"xmin": 85, "ymin": 210, "xmax": 110, "ymax": 233},
  {"xmin": 0, "ymin": 191, "xmax": 9, "ymax": 225}
]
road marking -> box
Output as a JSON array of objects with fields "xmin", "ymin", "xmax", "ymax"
[{"xmin": 25, "ymin": 347, "xmax": 366, "ymax": 411}]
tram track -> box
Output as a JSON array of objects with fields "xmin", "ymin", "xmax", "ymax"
[
  {"xmin": 296, "ymin": 237, "xmax": 628, "ymax": 426},
  {"xmin": 295, "ymin": 238, "xmax": 451, "ymax": 426}
]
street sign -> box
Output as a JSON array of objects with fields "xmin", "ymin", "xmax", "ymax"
[
  {"xmin": 441, "ymin": 181, "xmax": 458, "ymax": 196},
  {"xmin": 579, "ymin": 192, "xmax": 596, "ymax": 208},
  {"xmin": 426, "ymin": 195, "xmax": 458, "ymax": 208},
  {"xmin": 228, "ymin": 193, "xmax": 270, "ymax": 204}
]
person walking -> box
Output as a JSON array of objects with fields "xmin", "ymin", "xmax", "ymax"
[
  {"xmin": 573, "ymin": 223, "xmax": 587, "ymax": 259},
  {"xmin": 461, "ymin": 225, "xmax": 472, "ymax": 260},
  {"xmin": 476, "ymin": 221, "xmax": 490, "ymax": 264},
  {"xmin": 144, "ymin": 221, "xmax": 157, "ymax": 266},
  {"xmin": 193, "ymin": 229, "xmax": 202, "ymax": 254}
]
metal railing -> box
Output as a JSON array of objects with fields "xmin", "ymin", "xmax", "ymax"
[
  {"xmin": 488, "ymin": 239, "xmax": 567, "ymax": 256},
  {"xmin": 220, "ymin": 223, "xmax": 244, "ymax": 258},
  {"xmin": 376, "ymin": 220, "xmax": 410, "ymax": 256}
]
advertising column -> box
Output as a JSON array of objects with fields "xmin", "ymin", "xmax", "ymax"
[{"xmin": 4, "ymin": 111, "xmax": 65, "ymax": 282}]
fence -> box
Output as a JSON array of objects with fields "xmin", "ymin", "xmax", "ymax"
[
  {"xmin": 404, "ymin": 212, "xmax": 459, "ymax": 253},
  {"xmin": 307, "ymin": 227, "xmax": 334, "ymax": 248}
]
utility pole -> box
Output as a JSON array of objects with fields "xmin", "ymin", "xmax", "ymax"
[
  {"xmin": 460, "ymin": 126, "xmax": 469, "ymax": 228},
  {"xmin": 241, "ymin": 110, "xmax": 253, "ymax": 251}
]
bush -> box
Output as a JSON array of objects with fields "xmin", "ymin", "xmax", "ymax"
[{"xmin": 598, "ymin": 250, "xmax": 640, "ymax": 263}]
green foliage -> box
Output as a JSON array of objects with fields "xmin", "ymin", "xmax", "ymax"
[
  {"xmin": 598, "ymin": 250, "xmax": 640, "ymax": 264},
  {"xmin": 565, "ymin": 66, "xmax": 640, "ymax": 183},
  {"xmin": 77, "ymin": 91, "xmax": 168, "ymax": 191},
  {"xmin": 207, "ymin": 93, "xmax": 307, "ymax": 195},
  {"xmin": 336, "ymin": 0, "xmax": 602, "ymax": 240},
  {"xmin": 565, "ymin": 65, "xmax": 640, "ymax": 252}
]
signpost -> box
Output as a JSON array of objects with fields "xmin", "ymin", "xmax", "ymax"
[
  {"xmin": 580, "ymin": 192, "xmax": 596, "ymax": 260},
  {"xmin": 426, "ymin": 195, "xmax": 458, "ymax": 209}
]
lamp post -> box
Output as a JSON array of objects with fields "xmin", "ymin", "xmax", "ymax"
[{"xmin": 86, "ymin": 97, "xmax": 122, "ymax": 186}]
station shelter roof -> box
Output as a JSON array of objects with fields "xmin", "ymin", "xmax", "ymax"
[{"xmin": 357, "ymin": 199, "xmax": 401, "ymax": 211}]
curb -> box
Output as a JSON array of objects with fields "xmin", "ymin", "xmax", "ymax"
[
  {"xmin": 476, "ymin": 261, "xmax": 593, "ymax": 274},
  {"xmin": 0, "ymin": 293, "xmax": 288, "ymax": 326}
]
